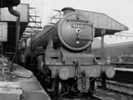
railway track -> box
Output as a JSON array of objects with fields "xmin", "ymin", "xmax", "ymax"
[
  {"xmin": 96, "ymin": 80, "xmax": 133, "ymax": 100},
  {"xmin": 50, "ymin": 91, "xmax": 103, "ymax": 100},
  {"xmin": 98, "ymin": 80, "xmax": 133, "ymax": 96},
  {"xmin": 53, "ymin": 95, "xmax": 102, "ymax": 100},
  {"xmin": 50, "ymin": 80, "xmax": 133, "ymax": 100},
  {"xmin": 56, "ymin": 97, "xmax": 102, "ymax": 100}
]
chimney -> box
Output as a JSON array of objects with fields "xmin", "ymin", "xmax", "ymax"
[{"xmin": 61, "ymin": 7, "xmax": 75, "ymax": 15}]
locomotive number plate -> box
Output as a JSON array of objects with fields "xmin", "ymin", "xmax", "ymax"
[{"xmin": 71, "ymin": 23, "xmax": 89, "ymax": 29}]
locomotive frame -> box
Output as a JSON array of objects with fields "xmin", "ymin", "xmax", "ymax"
[{"xmin": 20, "ymin": 7, "xmax": 116, "ymax": 96}]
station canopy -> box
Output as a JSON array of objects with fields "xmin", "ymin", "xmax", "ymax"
[{"xmin": 76, "ymin": 9, "xmax": 128, "ymax": 37}]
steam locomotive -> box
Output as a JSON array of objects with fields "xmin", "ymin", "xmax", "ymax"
[{"xmin": 21, "ymin": 7, "xmax": 115, "ymax": 96}]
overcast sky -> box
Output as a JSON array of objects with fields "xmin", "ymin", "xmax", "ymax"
[{"xmin": 21, "ymin": 0, "xmax": 133, "ymax": 33}]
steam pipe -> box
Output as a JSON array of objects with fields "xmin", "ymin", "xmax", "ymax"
[
  {"xmin": 8, "ymin": 7, "xmax": 20, "ymax": 49},
  {"xmin": 8, "ymin": 7, "xmax": 20, "ymax": 64}
]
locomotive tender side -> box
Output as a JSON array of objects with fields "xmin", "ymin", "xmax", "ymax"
[{"xmin": 23, "ymin": 7, "xmax": 115, "ymax": 96}]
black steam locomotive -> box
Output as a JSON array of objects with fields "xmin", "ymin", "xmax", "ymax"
[{"xmin": 20, "ymin": 7, "xmax": 115, "ymax": 96}]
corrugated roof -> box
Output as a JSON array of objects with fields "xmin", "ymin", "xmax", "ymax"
[{"xmin": 76, "ymin": 9, "xmax": 128, "ymax": 31}]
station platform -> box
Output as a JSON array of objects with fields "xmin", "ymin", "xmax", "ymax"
[
  {"xmin": 111, "ymin": 67, "xmax": 133, "ymax": 84},
  {"xmin": 0, "ymin": 63, "xmax": 51, "ymax": 100}
]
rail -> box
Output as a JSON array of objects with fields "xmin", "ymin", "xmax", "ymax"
[
  {"xmin": 97, "ymin": 80, "xmax": 133, "ymax": 96},
  {"xmin": 54, "ymin": 95, "xmax": 102, "ymax": 100}
]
